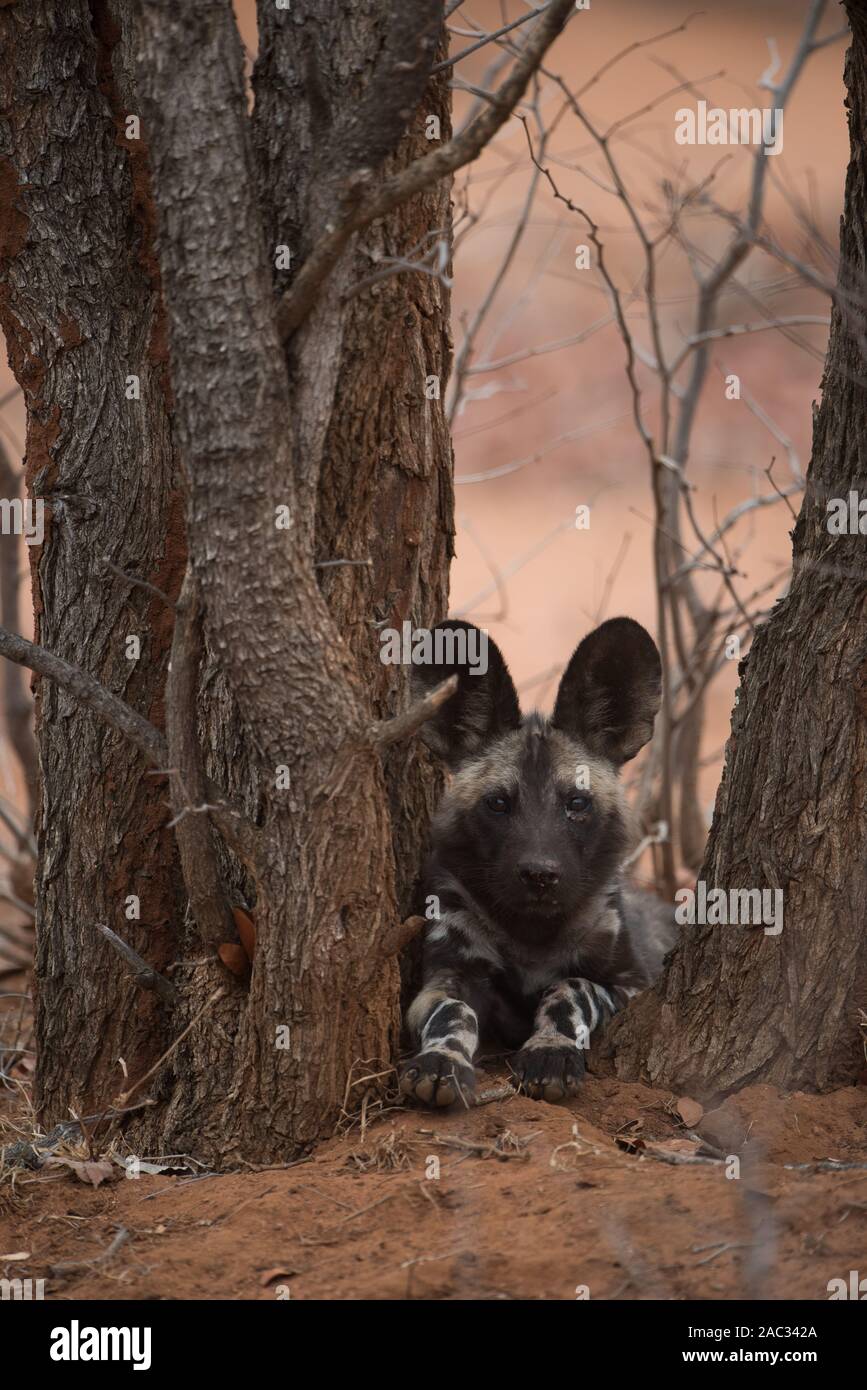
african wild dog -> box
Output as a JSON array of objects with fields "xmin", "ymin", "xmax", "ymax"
[{"xmin": 401, "ymin": 617, "xmax": 676, "ymax": 1107}]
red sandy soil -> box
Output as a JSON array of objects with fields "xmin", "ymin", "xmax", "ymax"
[{"xmin": 2, "ymin": 1050, "xmax": 865, "ymax": 1302}]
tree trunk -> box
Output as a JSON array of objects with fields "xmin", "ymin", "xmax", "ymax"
[
  {"xmin": 0, "ymin": 0, "xmax": 185, "ymax": 1119},
  {"xmin": 2, "ymin": 0, "xmax": 454, "ymax": 1165},
  {"xmin": 608, "ymin": 4, "xmax": 867, "ymax": 1099},
  {"xmin": 251, "ymin": 0, "xmax": 454, "ymax": 978}
]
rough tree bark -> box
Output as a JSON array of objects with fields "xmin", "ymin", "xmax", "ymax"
[
  {"xmin": 251, "ymin": 0, "xmax": 454, "ymax": 985},
  {"xmin": 608, "ymin": 4, "xmax": 867, "ymax": 1099},
  {"xmin": 0, "ymin": 0, "xmax": 574, "ymax": 1164},
  {"xmin": 0, "ymin": 0, "xmax": 185, "ymax": 1117},
  {"xmin": 127, "ymin": 0, "xmax": 453, "ymax": 1162}
]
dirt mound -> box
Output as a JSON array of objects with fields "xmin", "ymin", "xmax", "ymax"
[{"xmin": 3, "ymin": 1064, "xmax": 865, "ymax": 1301}]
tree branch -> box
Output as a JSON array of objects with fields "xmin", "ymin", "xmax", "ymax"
[
  {"xmin": 0, "ymin": 624, "xmax": 259, "ymax": 869},
  {"xmin": 432, "ymin": 4, "xmax": 548, "ymax": 74},
  {"xmin": 95, "ymin": 923, "xmax": 177, "ymax": 1004},
  {"xmin": 370, "ymin": 674, "xmax": 457, "ymax": 748},
  {"xmin": 276, "ymin": 0, "xmax": 575, "ymax": 340}
]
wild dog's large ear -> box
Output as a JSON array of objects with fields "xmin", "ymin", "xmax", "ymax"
[
  {"xmin": 411, "ymin": 620, "xmax": 521, "ymax": 769},
  {"xmin": 551, "ymin": 617, "xmax": 661, "ymax": 764}
]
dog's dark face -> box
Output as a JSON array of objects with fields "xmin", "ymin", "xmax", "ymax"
[{"xmin": 415, "ymin": 618, "xmax": 662, "ymax": 939}]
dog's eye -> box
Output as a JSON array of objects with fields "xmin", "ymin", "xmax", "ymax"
[
  {"xmin": 567, "ymin": 793, "xmax": 592, "ymax": 817},
  {"xmin": 485, "ymin": 793, "xmax": 511, "ymax": 815}
]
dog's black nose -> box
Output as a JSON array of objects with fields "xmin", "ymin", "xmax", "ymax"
[{"xmin": 517, "ymin": 861, "xmax": 560, "ymax": 891}]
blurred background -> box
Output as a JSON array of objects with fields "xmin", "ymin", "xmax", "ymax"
[{"xmin": 0, "ymin": 1, "xmax": 849, "ymax": 965}]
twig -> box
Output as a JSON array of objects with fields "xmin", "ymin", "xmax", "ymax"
[
  {"xmin": 0, "ymin": 625, "xmax": 259, "ymax": 869},
  {"xmin": 117, "ymin": 988, "xmax": 225, "ymax": 1106},
  {"xmin": 50, "ymin": 1226, "xmax": 129, "ymax": 1277},
  {"xmin": 100, "ymin": 554, "xmax": 177, "ymax": 612},
  {"xmin": 433, "ymin": 5, "xmax": 549, "ymax": 75},
  {"xmin": 370, "ymin": 674, "xmax": 457, "ymax": 748},
  {"xmin": 275, "ymin": 0, "xmax": 575, "ymax": 339},
  {"xmin": 95, "ymin": 923, "xmax": 177, "ymax": 1004}
]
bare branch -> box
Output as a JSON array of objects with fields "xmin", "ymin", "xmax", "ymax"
[
  {"xmin": 371, "ymin": 674, "xmax": 457, "ymax": 748},
  {"xmin": 432, "ymin": 5, "xmax": 549, "ymax": 75},
  {"xmin": 0, "ymin": 624, "xmax": 259, "ymax": 870},
  {"xmin": 117, "ymin": 986, "xmax": 226, "ymax": 1107},
  {"xmin": 0, "ymin": 625, "xmax": 167, "ymax": 765},
  {"xmin": 276, "ymin": 0, "xmax": 575, "ymax": 340},
  {"xmin": 100, "ymin": 554, "xmax": 177, "ymax": 612},
  {"xmin": 95, "ymin": 923, "xmax": 177, "ymax": 1005}
]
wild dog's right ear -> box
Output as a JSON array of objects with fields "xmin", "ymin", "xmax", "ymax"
[{"xmin": 410, "ymin": 620, "xmax": 521, "ymax": 769}]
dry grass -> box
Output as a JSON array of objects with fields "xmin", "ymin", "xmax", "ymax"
[{"xmin": 345, "ymin": 1126, "xmax": 420, "ymax": 1172}]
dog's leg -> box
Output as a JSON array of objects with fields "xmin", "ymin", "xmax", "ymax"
[
  {"xmin": 510, "ymin": 978, "xmax": 634, "ymax": 1101},
  {"xmin": 400, "ymin": 965, "xmax": 488, "ymax": 1108}
]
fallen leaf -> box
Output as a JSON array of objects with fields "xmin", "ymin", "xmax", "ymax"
[
  {"xmin": 45, "ymin": 1157, "xmax": 115, "ymax": 1188},
  {"xmin": 677, "ymin": 1096, "xmax": 704, "ymax": 1128},
  {"xmin": 615, "ymin": 1136, "xmax": 646, "ymax": 1155},
  {"xmin": 259, "ymin": 1267, "xmax": 295, "ymax": 1287}
]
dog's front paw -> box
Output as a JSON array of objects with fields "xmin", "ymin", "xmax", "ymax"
[
  {"xmin": 399, "ymin": 1048, "xmax": 476, "ymax": 1108},
  {"xmin": 509, "ymin": 1038, "xmax": 585, "ymax": 1102}
]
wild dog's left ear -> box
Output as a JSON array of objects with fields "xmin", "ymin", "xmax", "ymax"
[
  {"xmin": 551, "ymin": 617, "xmax": 661, "ymax": 764},
  {"xmin": 410, "ymin": 620, "xmax": 521, "ymax": 770}
]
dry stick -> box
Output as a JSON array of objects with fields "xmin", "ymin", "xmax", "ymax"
[
  {"xmin": 95, "ymin": 923, "xmax": 177, "ymax": 1005},
  {"xmin": 0, "ymin": 625, "xmax": 259, "ymax": 870},
  {"xmin": 370, "ymin": 674, "xmax": 458, "ymax": 748},
  {"xmin": 299, "ymin": 1192, "xmax": 396, "ymax": 1246},
  {"xmin": 447, "ymin": 78, "xmax": 548, "ymax": 423},
  {"xmin": 663, "ymin": 0, "xmax": 829, "ymax": 551},
  {"xmin": 49, "ymin": 1226, "xmax": 129, "ymax": 1278},
  {"xmin": 433, "ymin": 4, "xmax": 550, "ymax": 74},
  {"xmin": 275, "ymin": 0, "xmax": 575, "ymax": 340},
  {"xmin": 101, "ymin": 554, "xmax": 177, "ymax": 612},
  {"xmin": 117, "ymin": 987, "xmax": 226, "ymax": 1108}
]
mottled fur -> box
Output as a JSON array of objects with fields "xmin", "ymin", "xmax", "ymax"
[{"xmin": 400, "ymin": 618, "xmax": 677, "ymax": 1107}]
